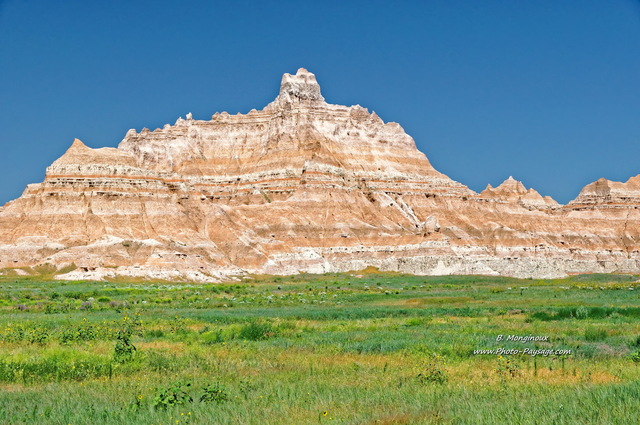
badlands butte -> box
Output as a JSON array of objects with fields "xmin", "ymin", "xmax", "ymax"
[{"xmin": 1, "ymin": 68, "xmax": 639, "ymax": 281}]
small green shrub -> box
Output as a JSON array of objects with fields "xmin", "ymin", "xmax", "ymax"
[
  {"xmin": 239, "ymin": 379, "xmax": 256, "ymax": 399},
  {"xmin": 404, "ymin": 317, "xmax": 430, "ymax": 327},
  {"xmin": 27, "ymin": 327, "xmax": 50, "ymax": 345},
  {"xmin": 152, "ymin": 381, "xmax": 193, "ymax": 409},
  {"xmin": 416, "ymin": 354, "xmax": 448, "ymax": 384},
  {"xmin": 200, "ymin": 383, "xmax": 229, "ymax": 404},
  {"xmin": 44, "ymin": 303, "xmax": 71, "ymax": 314},
  {"xmin": 114, "ymin": 336, "xmax": 136, "ymax": 363},
  {"xmin": 113, "ymin": 315, "xmax": 141, "ymax": 363},
  {"xmin": 495, "ymin": 356, "xmax": 520, "ymax": 379},
  {"xmin": 153, "ymin": 298, "xmax": 172, "ymax": 304},
  {"xmin": 200, "ymin": 330, "xmax": 225, "ymax": 345},
  {"xmin": 238, "ymin": 321, "xmax": 276, "ymax": 341},
  {"xmin": 169, "ymin": 316, "xmax": 187, "ymax": 334},
  {"xmin": 575, "ymin": 306, "xmax": 589, "ymax": 320}
]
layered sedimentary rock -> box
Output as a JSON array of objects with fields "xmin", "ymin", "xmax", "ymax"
[
  {"xmin": 567, "ymin": 176, "xmax": 640, "ymax": 209},
  {"xmin": 479, "ymin": 176, "xmax": 559, "ymax": 211},
  {"xmin": 1, "ymin": 68, "xmax": 639, "ymax": 280}
]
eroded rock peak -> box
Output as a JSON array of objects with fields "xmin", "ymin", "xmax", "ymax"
[{"xmin": 274, "ymin": 68, "xmax": 325, "ymax": 104}]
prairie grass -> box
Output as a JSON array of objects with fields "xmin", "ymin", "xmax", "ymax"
[{"xmin": 0, "ymin": 271, "xmax": 638, "ymax": 423}]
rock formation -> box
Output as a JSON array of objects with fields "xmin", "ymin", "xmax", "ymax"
[
  {"xmin": 1, "ymin": 68, "xmax": 639, "ymax": 280},
  {"xmin": 479, "ymin": 177, "xmax": 559, "ymax": 211}
]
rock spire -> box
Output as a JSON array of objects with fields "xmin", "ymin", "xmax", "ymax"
[{"xmin": 273, "ymin": 68, "xmax": 325, "ymax": 105}]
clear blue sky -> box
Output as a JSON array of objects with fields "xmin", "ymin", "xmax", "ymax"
[{"xmin": 1, "ymin": 0, "xmax": 639, "ymax": 204}]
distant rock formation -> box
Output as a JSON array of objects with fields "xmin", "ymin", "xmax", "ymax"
[
  {"xmin": 479, "ymin": 177, "xmax": 559, "ymax": 210},
  {"xmin": 1, "ymin": 68, "xmax": 639, "ymax": 281},
  {"xmin": 568, "ymin": 176, "xmax": 640, "ymax": 209}
]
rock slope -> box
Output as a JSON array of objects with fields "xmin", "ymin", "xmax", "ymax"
[{"xmin": 1, "ymin": 68, "xmax": 639, "ymax": 280}]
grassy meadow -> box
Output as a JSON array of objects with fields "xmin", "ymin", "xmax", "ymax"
[{"xmin": 0, "ymin": 269, "xmax": 639, "ymax": 424}]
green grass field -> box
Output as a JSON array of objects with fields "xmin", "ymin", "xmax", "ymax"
[{"xmin": 0, "ymin": 269, "xmax": 638, "ymax": 424}]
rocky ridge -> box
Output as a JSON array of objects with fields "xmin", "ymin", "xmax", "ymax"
[{"xmin": 1, "ymin": 68, "xmax": 639, "ymax": 280}]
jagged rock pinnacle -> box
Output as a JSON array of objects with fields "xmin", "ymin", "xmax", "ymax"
[
  {"xmin": 275, "ymin": 68, "xmax": 325, "ymax": 104},
  {"xmin": 70, "ymin": 138, "xmax": 88, "ymax": 150}
]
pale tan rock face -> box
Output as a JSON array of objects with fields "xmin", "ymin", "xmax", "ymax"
[
  {"xmin": 567, "ymin": 175, "xmax": 640, "ymax": 209},
  {"xmin": 1, "ymin": 68, "xmax": 639, "ymax": 280},
  {"xmin": 479, "ymin": 177, "xmax": 560, "ymax": 211}
]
